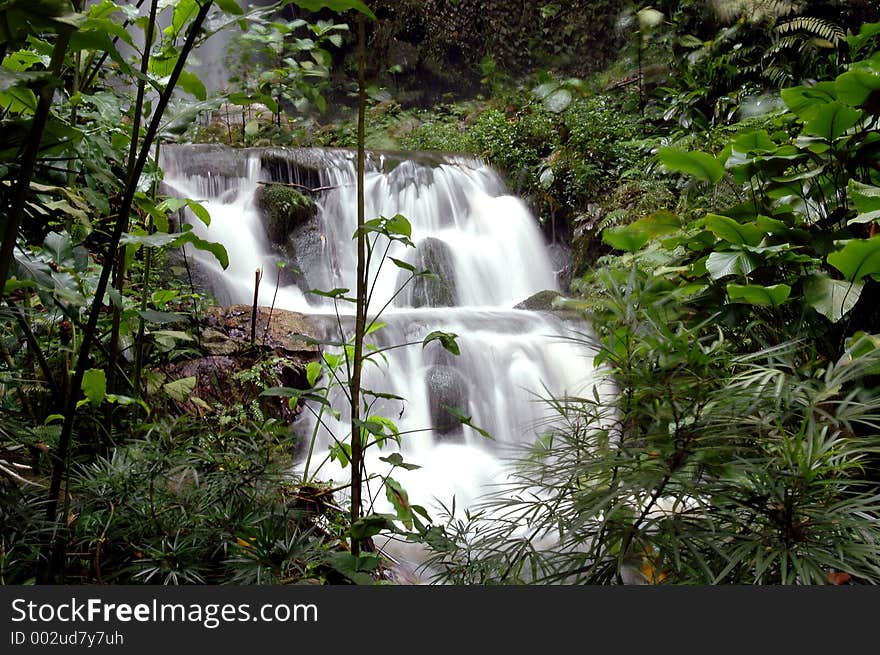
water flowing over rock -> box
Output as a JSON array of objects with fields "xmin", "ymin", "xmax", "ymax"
[
  {"xmin": 405, "ymin": 237, "xmax": 458, "ymax": 308},
  {"xmin": 160, "ymin": 144, "xmax": 606, "ymax": 575}
]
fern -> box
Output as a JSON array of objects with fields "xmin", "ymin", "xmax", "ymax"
[
  {"xmin": 775, "ymin": 16, "xmax": 845, "ymax": 44},
  {"xmin": 710, "ymin": 0, "xmax": 801, "ymax": 25}
]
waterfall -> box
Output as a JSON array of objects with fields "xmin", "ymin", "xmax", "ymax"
[{"xmin": 160, "ymin": 144, "xmax": 602, "ymax": 576}]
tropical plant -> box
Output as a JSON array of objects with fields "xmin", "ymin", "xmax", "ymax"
[{"xmin": 426, "ymin": 268, "xmax": 880, "ymax": 584}]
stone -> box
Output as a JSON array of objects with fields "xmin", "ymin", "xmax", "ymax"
[
  {"xmin": 255, "ymin": 183, "xmax": 316, "ymax": 244},
  {"xmin": 425, "ymin": 365, "xmax": 468, "ymax": 441},
  {"xmin": 406, "ymin": 237, "xmax": 458, "ymax": 308}
]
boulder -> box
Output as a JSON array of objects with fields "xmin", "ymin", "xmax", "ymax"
[
  {"xmin": 256, "ymin": 182, "xmax": 316, "ymax": 244},
  {"xmin": 425, "ymin": 365, "xmax": 468, "ymax": 441},
  {"xmin": 153, "ymin": 305, "xmax": 321, "ymax": 423},
  {"xmin": 405, "ymin": 237, "xmax": 458, "ymax": 308}
]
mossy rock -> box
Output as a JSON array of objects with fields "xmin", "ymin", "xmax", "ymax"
[
  {"xmin": 514, "ymin": 290, "xmax": 564, "ymax": 312},
  {"xmin": 256, "ymin": 183, "xmax": 316, "ymax": 244}
]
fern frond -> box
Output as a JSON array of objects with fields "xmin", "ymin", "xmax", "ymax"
[
  {"xmin": 775, "ymin": 17, "xmax": 845, "ymax": 45},
  {"xmin": 710, "ymin": 0, "xmax": 801, "ymax": 25}
]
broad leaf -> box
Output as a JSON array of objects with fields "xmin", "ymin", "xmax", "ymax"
[
  {"xmin": 731, "ymin": 130, "xmax": 776, "ymax": 153},
  {"xmin": 350, "ymin": 514, "xmax": 398, "ymax": 541},
  {"xmin": 726, "ymin": 283, "xmax": 791, "ymax": 307},
  {"xmin": 176, "ymin": 70, "xmax": 206, "ymax": 100},
  {"xmin": 827, "ymin": 238, "xmax": 880, "ymax": 282},
  {"xmin": 214, "ymin": 0, "xmax": 245, "ymax": 14},
  {"xmin": 836, "ymin": 69, "xmax": 880, "ymax": 108},
  {"xmin": 379, "ymin": 453, "xmax": 421, "ymax": 471},
  {"xmin": 781, "ymin": 83, "xmax": 837, "ymax": 119},
  {"xmin": 802, "ymin": 102, "xmax": 861, "ymax": 140},
  {"xmin": 423, "ymin": 330, "xmax": 460, "ymax": 355},
  {"xmin": 848, "ymin": 180, "xmax": 880, "ymax": 225},
  {"xmin": 602, "ymin": 211, "xmax": 680, "ymax": 252},
  {"xmin": 804, "ymin": 274, "xmax": 863, "ymax": 322},
  {"xmin": 704, "ymin": 214, "xmax": 763, "ymax": 247},
  {"xmin": 306, "ymin": 361, "xmax": 323, "ymax": 387},
  {"xmin": 658, "ymin": 147, "xmax": 724, "ymax": 183},
  {"xmin": 163, "ymin": 376, "xmax": 197, "ymax": 403},
  {"xmin": 284, "ymin": 0, "xmax": 376, "ymax": 20},
  {"xmin": 705, "ymin": 250, "xmax": 759, "ymax": 280},
  {"xmin": 82, "ymin": 369, "xmax": 107, "ymax": 406}
]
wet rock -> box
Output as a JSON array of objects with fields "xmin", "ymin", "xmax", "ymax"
[
  {"xmin": 203, "ymin": 305, "xmax": 320, "ymax": 355},
  {"xmin": 256, "ymin": 183, "xmax": 316, "ymax": 244},
  {"xmin": 514, "ymin": 289, "xmax": 564, "ymax": 312},
  {"xmin": 426, "ymin": 365, "xmax": 468, "ymax": 441},
  {"xmin": 281, "ymin": 217, "xmax": 331, "ymax": 295},
  {"xmin": 406, "ymin": 237, "xmax": 458, "ymax": 308},
  {"xmin": 153, "ymin": 305, "xmax": 321, "ymax": 423}
]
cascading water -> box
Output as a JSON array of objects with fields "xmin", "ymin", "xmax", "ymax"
[{"xmin": 160, "ymin": 144, "xmax": 602, "ymax": 577}]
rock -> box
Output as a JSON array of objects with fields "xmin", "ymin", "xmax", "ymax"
[
  {"xmin": 152, "ymin": 305, "xmax": 321, "ymax": 421},
  {"xmin": 256, "ymin": 183, "xmax": 316, "ymax": 244},
  {"xmin": 425, "ymin": 365, "xmax": 468, "ymax": 441},
  {"xmin": 514, "ymin": 290, "xmax": 584, "ymax": 323},
  {"xmin": 282, "ymin": 216, "xmax": 332, "ymax": 295},
  {"xmin": 405, "ymin": 237, "xmax": 458, "ymax": 308},
  {"xmin": 514, "ymin": 289, "xmax": 564, "ymax": 312},
  {"xmin": 203, "ymin": 305, "xmax": 320, "ymax": 355}
]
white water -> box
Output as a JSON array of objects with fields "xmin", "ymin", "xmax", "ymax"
[{"xmin": 160, "ymin": 146, "xmax": 602, "ymax": 578}]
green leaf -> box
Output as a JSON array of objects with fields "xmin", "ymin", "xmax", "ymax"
[
  {"xmin": 82, "ymin": 369, "xmax": 107, "ymax": 406},
  {"xmin": 731, "ymin": 130, "xmax": 776, "ymax": 153},
  {"xmin": 836, "ymin": 69, "xmax": 880, "ymax": 108},
  {"xmin": 163, "ymin": 376, "xmax": 197, "ymax": 403},
  {"xmin": 848, "ymin": 180, "xmax": 880, "ymax": 225},
  {"xmin": 176, "ymin": 231, "xmax": 229, "ymax": 269},
  {"xmin": 309, "ymin": 287, "xmax": 350, "ymax": 299},
  {"xmin": 658, "ymin": 147, "xmax": 724, "ymax": 183},
  {"xmin": 325, "ymin": 551, "xmax": 378, "ymax": 585},
  {"xmin": 385, "ymin": 213, "xmax": 412, "ymax": 238},
  {"xmin": 755, "ymin": 215, "xmax": 789, "ymax": 235},
  {"xmin": 781, "ymin": 83, "xmax": 837, "ymax": 119},
  {"xmin": 827, "ymin": 237, "xmax": 880, "ymax": 282},
  {"xmin": 423, "ymin": 330, "xmax": 460, "ymax": 356},
  {"xmin": 804, "ymin": 274, "xmax": 863, "ymax": 322},
  {"xmin": 214, "ymin": 0, "xmax": 245, "ymax": 15},
  {"xmin": 802, "ymin": 102, "xmax": 861, "ymax": 140},
  {"xmin": 705, "ymin": 250, "xmax": 759, "ymax": 280},
  {"xmin": 186, "ymin": 199, "xmax": 211, "ymax": 226},
  {"xmin": 139, "ymin": 309, "xmax": 185, "ymax": 324},
  {"xmin": 379, "ymin": 453, "xmax": 421, "ymax": 471},
  {"xmin": 286, "ymin": 0, "xmax": 376, "ymax": 20},
  {"xmin": 704, "ymin": 214, "xmax": 763, "ymax": 247},
  {"xmin": 306, "ymin": 361, "xmax": 323, "ymax": 387},
  {"xmin": 601, "ymin": 211, "xmax": 680, "ymax": 252},
  {"xmin": 726, "ymin": 283, "xmax": 791, "ymax": 307},
  {"xmin": 385, "ymin": 477, "xmax": 413, "ymax": 530},
  {"xmin": 0, "ymin": 86, "xmax": 38, "ymax": 113},
  {"xmin": 389, "ymin": 257, "xmax": 416, "ymax": 273},
  {"xmin": 350, "ymin": 514, "xmax": 398, "ymax": 541}
]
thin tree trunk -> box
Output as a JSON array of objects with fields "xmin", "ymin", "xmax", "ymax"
[{"xmin": 349, "ymin": 13, "xmax": 368, "ymax": 557}]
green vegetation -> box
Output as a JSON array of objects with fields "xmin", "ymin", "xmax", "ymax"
[{"xmin": 3, "ymin": 0, "xmax": 880, "ymax": 586}]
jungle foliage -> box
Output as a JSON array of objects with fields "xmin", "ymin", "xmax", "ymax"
[{"xmin": 3, "ymin": 0, "xmax": 880, "ymax": 587}]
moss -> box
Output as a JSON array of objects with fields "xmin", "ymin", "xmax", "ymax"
[{"xmin": 256, "ymin": 183, "xmax": 315, "ymax": 244}]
